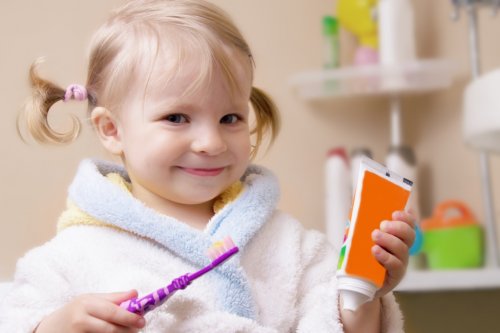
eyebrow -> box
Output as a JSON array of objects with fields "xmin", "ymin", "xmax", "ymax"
[
  {"xmin": 149, "ymin": 98, "xmax": 249, "ymax": 114},
  {"xmin": 146, "ymin": 98, "xmax": 194, "ymax": 113}
]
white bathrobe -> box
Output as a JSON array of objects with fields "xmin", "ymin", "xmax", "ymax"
[{"xmin": 0, "ymin": 159, "xmax": 404, "ymax": 332}]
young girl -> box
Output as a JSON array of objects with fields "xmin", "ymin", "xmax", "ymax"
[{"xmin": 0, "ymin": 0, "xmax": 415, "ymax": 332}]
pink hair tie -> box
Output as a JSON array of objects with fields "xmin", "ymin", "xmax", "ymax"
[{"xmin": 64, "ymin": 84, "xmax": 88, "ymax": 102}]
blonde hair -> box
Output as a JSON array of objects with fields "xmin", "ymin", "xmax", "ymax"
[{"xmin": 22, "ymin": 0, "xmax": 280, "ymax": 155}]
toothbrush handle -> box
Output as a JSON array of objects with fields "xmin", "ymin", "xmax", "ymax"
[{"xmin": 120, "ymin": 274, "xmax": 191, "ymax": 315}]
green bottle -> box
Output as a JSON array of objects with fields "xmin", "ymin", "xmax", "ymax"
[{"xmin": 322, "ymin": 15, "xmax": 340, "ymax": 68}]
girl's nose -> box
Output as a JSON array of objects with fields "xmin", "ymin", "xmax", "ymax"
[{"xmin": 191, "ymin": 127, "xmax": 227, "ymax": 156}]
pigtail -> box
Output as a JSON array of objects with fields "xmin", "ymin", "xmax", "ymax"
[
  {"xmin": 19, "ymin": 59, "xmax": 81, "ymax": 144},
  {"xmin": 250, "ymin": 86, "xmax": 280, "ymax": 157}
]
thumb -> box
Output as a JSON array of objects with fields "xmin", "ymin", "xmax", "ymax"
[{"xmin": 101, "ymin": 289, "xmax": 139, "ymax": 305}]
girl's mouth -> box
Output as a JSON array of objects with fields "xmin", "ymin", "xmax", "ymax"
[{"xmin": 180, "ymin": 167, "xmax": 225, "ymax": 177}]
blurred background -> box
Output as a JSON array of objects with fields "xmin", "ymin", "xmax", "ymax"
[{"xmin": 1, "ymin": 0, "xmax": 500, "ymax": 332}]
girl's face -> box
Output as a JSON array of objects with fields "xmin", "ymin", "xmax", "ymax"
[{"xmin": 110, "ymin": 54, "xmax": 252, "ymax": 220}]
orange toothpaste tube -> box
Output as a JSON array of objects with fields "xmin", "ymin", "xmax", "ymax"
[{"xmin": 336, "ymin": 157, "xmax": 412, "ymax": 311}]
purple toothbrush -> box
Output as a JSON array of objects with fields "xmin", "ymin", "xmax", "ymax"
[{"xmin": 120, "ymin": 236, "xmax": 239, "ymax": 315}]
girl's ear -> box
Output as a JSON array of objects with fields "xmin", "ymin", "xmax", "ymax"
[{"xmin": 91, "ymin": 107, "xmax": 123, "ymax": 155}]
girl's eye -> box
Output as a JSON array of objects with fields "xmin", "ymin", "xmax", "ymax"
[
  {"xmin": 165, "ymin": 114, "xmax": 188, "ymax": 123},
  {"xmin": 220, "ymin": 114, "xmax": 240, "ymax": 124}
]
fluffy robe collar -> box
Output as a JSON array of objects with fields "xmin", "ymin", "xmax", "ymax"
[{"xmin": 60, "ymin": 159, "xmax": 280, "ymax": 320}]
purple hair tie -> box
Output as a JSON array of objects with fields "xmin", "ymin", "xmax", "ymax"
[{"xmin": 64, "ymin": 84, "xmax": 88, "ymax": 102}]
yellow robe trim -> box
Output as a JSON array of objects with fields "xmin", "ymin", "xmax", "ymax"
[
  {"xmin": 212, "ymin": 181, "xmax": 243, "ymax": 214},
  {"xmin": 57, "ymin": 173, "xmax": 243, "ymax": 232}
]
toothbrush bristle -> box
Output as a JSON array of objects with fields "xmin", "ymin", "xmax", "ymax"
[
  {"xmin": 206, "ymin": 236, "xmax": 237, "ymax": 261},
  {"xmin": 224, "ymin": 236, "xmax": 235, "ymax": 249}
]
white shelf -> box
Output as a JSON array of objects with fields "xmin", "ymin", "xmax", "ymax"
[
  {"xmin": 395, "ymin": 268, "xmax": 500, "ymax": 292},
  {"xmin": 289, "ymin": 59, "xmax": 454, "ymax": 100}
]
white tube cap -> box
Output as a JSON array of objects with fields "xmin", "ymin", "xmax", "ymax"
[
  {"xmin": 337, "ymin": 275, "xmax": 377, "ymax": 311},
  {"xmin": 340, "ymin": 289, "xmax": 372, "ymax": 311}
]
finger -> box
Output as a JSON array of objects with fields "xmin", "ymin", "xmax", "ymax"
[
  {"xmin": 76, "ymin": 315, "xmax": 140, "ymax": 333},
  {"xmin": 372, "ymin": 229, "xmax": 409, "ymax": 264},
  {"xmin": 85, "ymin": 295, "xmax": 146, "ymax": 329},
  {"xmin": 392, "ymin": 210, "xmax": 415, "ymax": 228},
  {"xmin": 380, "ymin": 220, "xmax": 416, "ymax": 248},
  {"xmin": 102, "ymin": 290, "xmax": 139, "ymax": 304},
  {"xmin": 372, "ymin": 244, "xmax": 406, "ymax": 275}
]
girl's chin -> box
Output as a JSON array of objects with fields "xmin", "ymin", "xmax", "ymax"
[{"xmin": 173, "ymin": 191, "xmax": 221, "ymax": 206}]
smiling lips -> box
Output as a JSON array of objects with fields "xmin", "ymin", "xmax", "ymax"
[{"xmin": 181, "ymin": 167, "xmax": 225, "ymax": 177}]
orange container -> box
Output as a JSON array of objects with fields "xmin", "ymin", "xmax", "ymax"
[{"xmin": 337, "ymin": 157, "xmax": 412, "ymax": 310}]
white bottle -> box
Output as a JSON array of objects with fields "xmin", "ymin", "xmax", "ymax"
[
  {"xmin": 325, "ymin": 147, "xmax": 352, "ymax": 254},
  {"xmin": 385, "ymin": 145, "xmax": 420, "ymax": 221},
  {"xmin": 378, "ymin": 0, "xmax": 417, "ymax": 66}
]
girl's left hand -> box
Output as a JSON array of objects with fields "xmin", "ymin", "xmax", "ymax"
[{"xmin": 372, "ymin": 210, "xmax": 416, "ymax": 298}]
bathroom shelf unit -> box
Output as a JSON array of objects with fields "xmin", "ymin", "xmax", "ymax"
[
  {"xmin": 395, "ymin": 268, "xmax": 500, "ymax": 292},
  {"xmin": 289, "ymin": 60, "xmax": 500, "ymax": 294},
  {"xmin": 289, "ymin": 59, "xmax": 454, "ymax": 100}
]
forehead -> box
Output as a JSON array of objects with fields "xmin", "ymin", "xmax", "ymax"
[{"xmin": 138, "ymin": 40, "xmax": 253, "ymax": 104}]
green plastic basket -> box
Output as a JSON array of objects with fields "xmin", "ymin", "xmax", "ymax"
[{"xmin": 423, "ymin": 225, "xmax": 483, "ymax": 269}]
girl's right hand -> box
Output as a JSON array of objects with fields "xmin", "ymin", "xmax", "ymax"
[{"xmin": 34, "ymin": 290, "xmax": 146, "ymax": 333}]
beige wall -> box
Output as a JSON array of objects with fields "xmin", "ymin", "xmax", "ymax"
[{"xmin": 1, "ymin": 1, "xmax": 500, "ymax": 332}]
